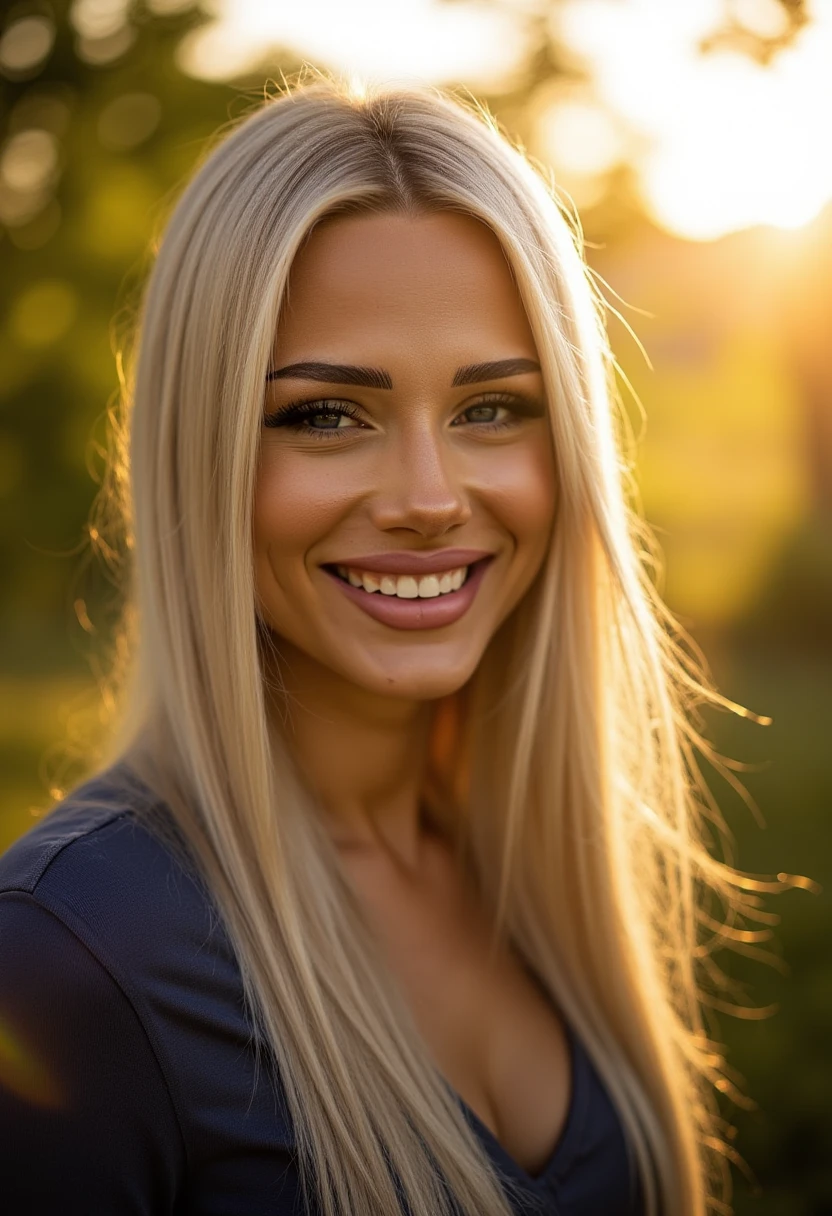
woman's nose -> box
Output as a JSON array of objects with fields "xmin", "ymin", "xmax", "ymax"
[{"xmin": 368, "ymin": 426, "xmax": 472, "ymax": 538}]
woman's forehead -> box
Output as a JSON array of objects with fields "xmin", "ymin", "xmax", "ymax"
[{"xmin": 273, "ymin": 211, "xmax": 537, "ymax": 365}]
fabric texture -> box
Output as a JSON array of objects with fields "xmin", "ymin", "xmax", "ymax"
[{"xmin": 0, "ymin": 765, "xmax": 644, "ymax": 1215}]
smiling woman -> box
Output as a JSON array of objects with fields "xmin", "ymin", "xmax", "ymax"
[
  {"xmin": 254, "ymin": 211, "xmax": 555, "ymax": 676},
  {"xmin": 0, "ymin": 75, "xmax": 772, "ymax": 1216}
]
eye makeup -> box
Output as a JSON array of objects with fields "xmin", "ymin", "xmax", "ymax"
[
  {"xmin": 263, "ymin": 399, "xmax": 367, "ymax": 432},
  {"xmin": 262, "ymin": 390, "xmax": 546, "ymax": 436}
]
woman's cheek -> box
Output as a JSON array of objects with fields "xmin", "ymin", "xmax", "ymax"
[
  {"xmin": 253, "ymin": 448, "xmax": 360, "ymax": 557},
  {"xmin": 473, "ymin": 435, "xmax": 558, "ymax": 548}
]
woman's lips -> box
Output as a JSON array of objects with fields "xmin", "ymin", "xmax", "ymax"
[
  {"xmin": 323, "ymin": 556, "xmax": 494, "ymax": 631},
  {"xmin": 330, "ymin": 548, "xmax": 493, "ymax": 575}
]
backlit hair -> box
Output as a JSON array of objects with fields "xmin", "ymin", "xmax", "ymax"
[{"xmin": 85, "ymin": 72, "xmax": 780, "ymax": 1216}]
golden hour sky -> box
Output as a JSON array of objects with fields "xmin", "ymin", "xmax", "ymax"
[{"xmin": 172, "ymin": 0, "xmax": 832, "ymax": 242}]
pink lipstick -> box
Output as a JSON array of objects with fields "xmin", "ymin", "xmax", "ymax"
[{"xmin": 322, "ymin": 551, "xmax": 494, "ymax": 631}]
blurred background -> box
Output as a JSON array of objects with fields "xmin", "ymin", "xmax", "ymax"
[{"xmin": 0, "ymin": 0, "xmax": 829, "ymax": 1210}]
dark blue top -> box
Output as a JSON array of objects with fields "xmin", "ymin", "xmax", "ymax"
[{"xmin": 0, "ymin": 764, "xmax": 644, "ymax": 1215}]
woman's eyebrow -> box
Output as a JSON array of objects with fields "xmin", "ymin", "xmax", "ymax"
[
  {"xmin": 452, "ymin": 358, "xmax": 541, "ymax": 385},
  {"xmin": 265, "ymin": 357, "xmax": 541, "ymax": 388},
  {"xmin": 266, "ymin": 362, "xmax": 392, "ymax": 388}
]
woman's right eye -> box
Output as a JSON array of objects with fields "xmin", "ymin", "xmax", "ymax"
[
  {"xmin": 299, "ymin": 410, "xmax": 360, "ymax": 430},
  {"xmin": 263, "ymin": 400, "xmax": 368, "ymax": 433}
]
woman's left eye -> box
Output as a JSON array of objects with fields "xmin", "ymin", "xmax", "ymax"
[
  {"xmin": 451, "ymin": 394, "xmax": 523, "ymax": 429},
  {"xmin": 455, "ymin": 403, "xmax": 507, "ymax": 424}
]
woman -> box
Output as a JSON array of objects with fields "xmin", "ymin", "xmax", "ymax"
[{"xmin": 0, "ymin": 76, "xmax": 770, "ymax": 1216}]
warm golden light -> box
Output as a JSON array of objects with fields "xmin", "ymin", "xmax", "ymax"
[
  {"xmin": 177, "ymin": 0, "xmax": 530, "ymax": 91},
  {"xmin": 177, "ymin": 0, "xmax": 832, "ymax": 241},
  {"xmin": 0, "ymin": 1016, "xmax": 64, "ymax": 1109},
  {"xmin": 560, "ymin": 0, "xmax": 832, "ymax": 239},
  {"xmin": 346, "ymin": 73, "xmax": 369, "ymax": 102}
]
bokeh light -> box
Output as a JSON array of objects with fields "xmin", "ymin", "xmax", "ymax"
[
  {"xmin": 0, "ymin": 16, "xmax": 56, "ymax": 78},
  {"xmin": 176, "ymin": 0, "xmax": 532, "ymax": 88},
  {"xmin": 558, "ymin": 0, "xmax": 832, "ymax": 238},
  {"xmin": 0, "ymin": 1016, "xmax": 64, "ymax": 1109}
]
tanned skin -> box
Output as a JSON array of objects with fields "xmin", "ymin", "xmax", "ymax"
[{"xmin": 253, "ymin": 211, "xmax": 570, "ymax": 1176}]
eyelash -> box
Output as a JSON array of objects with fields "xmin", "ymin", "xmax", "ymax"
[{"xmin": 262, "ymin": 392, "xmax": 538, "ymax": 438}]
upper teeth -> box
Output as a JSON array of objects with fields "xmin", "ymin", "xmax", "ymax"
[{"xmin": 336, "ymin": 566, "xmax": 468, "ymax": 598}]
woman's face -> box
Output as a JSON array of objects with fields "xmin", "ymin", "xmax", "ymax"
[{"xmin": 253, "ymin": 210, "xmax": 557, "ymax": 701}]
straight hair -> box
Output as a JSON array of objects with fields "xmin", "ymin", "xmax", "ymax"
[{"xmin": 80, "ymin": 73, "xmax": 782, "ymax": 1216}]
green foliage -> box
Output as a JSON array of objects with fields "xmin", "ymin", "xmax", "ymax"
[
  {"xmin": 705, "ymin": 650, "xmax": 831, "ymax": 1215},
  {"xmin": 0, "ymin": 0, "xmax": 270, "ymax": 664}
]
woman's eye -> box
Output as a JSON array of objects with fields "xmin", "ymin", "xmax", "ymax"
[
  {"xmin": 262, "ymin": 400, "xmax": 367, "ymax": 432},
  {"xmin": 304, "ymin": 410, "xmax": 360, "ymax": 430},
  {"xmin": 449, "ymin": 391, "xmax": 544, "ymax": 430},
  {"xmin": 460, "ymin": 403, "xmax": 504, "ymax": 424},
  {"xmin": 451, "ymin": 400, "xmax": 513, "ymax": 427}
]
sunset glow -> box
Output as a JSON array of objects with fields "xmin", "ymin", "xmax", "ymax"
[
  {"xmin": 180, "ymin": 0, "xmax": 832, "ymax": 242},
  {"xmin": 560, "ymin": 0, "xmax": 832, "ymax": 239},
  {"xmin": 176, "ymin": 0, "xmax": 530, "ymax": 91}
]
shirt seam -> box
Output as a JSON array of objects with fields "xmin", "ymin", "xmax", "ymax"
[{"xmin": 5, "ymin": 798, "xmax": 136, "ymax": 894}]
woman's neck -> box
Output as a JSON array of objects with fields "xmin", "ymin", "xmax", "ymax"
[{"xmin": 265, "ymin": 639, "xmax": 434, "ymax": 871}]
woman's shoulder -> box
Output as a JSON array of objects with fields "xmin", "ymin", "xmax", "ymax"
[
  {"xmin": 0, "ymin": 764, "xmax": 241, "ymax": 1079},
  {"xmin": 0, "ymin": 765, "xmax": 299, "ymax": 1210},
  {"xmin": 0, "ymin": 761, "xmax": 219, "ymax": 959},
  {"xmin": 1, "ymin": 761, "xmax": 160, "ymax": 880},
  {"xmin": 0, "ymin": 763, "xmax": 297, "ymax": 1192}
]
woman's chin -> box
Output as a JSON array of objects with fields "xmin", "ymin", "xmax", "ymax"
[{"xmin": 341, "ymin": 648, "xmax": 484, "ymax": 703}]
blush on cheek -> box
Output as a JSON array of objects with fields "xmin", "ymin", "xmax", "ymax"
[
  {"xmin": 478, "ymin": 441, "xmax": 558, "ymax": 553},
  {"xmin": 252, "ymin": 452, "xmax": 357, "ymax": 559}
]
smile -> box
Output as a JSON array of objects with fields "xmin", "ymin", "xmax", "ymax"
[
  {"xmin": 334, "ymin": 564, "xmax": 470, "ymax": 599},
  {"xmin": 321, "ymin": 550, "xmax": 494, "ymax": 631}
]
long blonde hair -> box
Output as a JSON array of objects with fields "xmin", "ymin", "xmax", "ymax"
[{"xmin": 83, "ymin": 74, "xmax": 780, "ymax": 1216}]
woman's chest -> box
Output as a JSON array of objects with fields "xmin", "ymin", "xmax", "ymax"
[{"xmin": 339, "ymin": 837, "xmax": 572, "ymax": 1178}]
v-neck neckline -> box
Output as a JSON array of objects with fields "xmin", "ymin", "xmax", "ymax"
[{"xmin": 452, "ymin": 1019, "xmax": 589, "ymax": 1192}]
